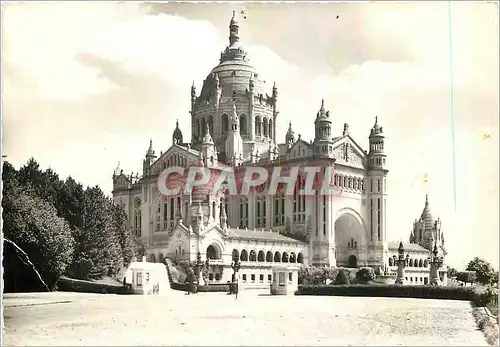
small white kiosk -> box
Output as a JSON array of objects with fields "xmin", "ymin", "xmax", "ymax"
[
  {"xmin": 124, "ymin": 257, "xmax": 170, "ymax": 295},
  {"xmin": 270, "ymin": 266, "xmax": 299, "ymax": 295}
]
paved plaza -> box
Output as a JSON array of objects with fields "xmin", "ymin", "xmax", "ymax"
[{"xmin": 3, "ymin": 290, "xmax": 488, "ymax": 346}]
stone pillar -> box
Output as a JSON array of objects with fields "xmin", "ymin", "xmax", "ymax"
[
  {"xmin": 429, "ymin": 263, "xmax": 440, "ymax": 285},
  {"xmin": 394, "ymin": 241, "xmax": 409, "ymax": 285},
  {"xmin": 428, "ymin": 243, "xmax": 444, "ymax": 286}
]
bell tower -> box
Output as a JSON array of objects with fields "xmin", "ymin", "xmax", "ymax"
[{"xmin": 366, "ymin": 116, "xmax": 389, "ymax": 266}]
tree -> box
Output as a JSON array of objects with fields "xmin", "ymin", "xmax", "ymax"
[
  {"xmin": 466, "ymin": 257, "xmax": 496, "ymax": 285},
  {"xmin": 2, "ymin": 179, "xmax": 74, "ymax": 291},
  {"xmin": 356, "ymin": 267, "xmax": 375, "ymax": 284},
  {"xmin": 53, "ymin": 177, "xmax": 85, "ymax": 231},
  {"xmin": 72, "ymin": 186, "xmax": 122, "ymax": 279},
  {"xmin": 108, "ymin": 200, "xmax": 135, "ymax": 266},
  {"xmin": 334, "ymin": 269, "xmax": 350, "ymax": 285},
  {"xmin": 448, "ymin": 267, "xmax": 458, "ymax": 278},
  {"xmin": 456, "ymin": 271, "xmax": 477, "ymax": 285}
]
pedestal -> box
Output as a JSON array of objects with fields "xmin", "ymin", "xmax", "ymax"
[
  {"xmin": 429, "ymin": 265, "xmax": 441, "ymax": 286},
  {"xmin": 395, "ymin": 264, "xmax": 405, "ymax": 285}
]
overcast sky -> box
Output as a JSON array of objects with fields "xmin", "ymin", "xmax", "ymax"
[{"xmin": 2, "ymin": 2, "xmax": 499, "ymax": 269}]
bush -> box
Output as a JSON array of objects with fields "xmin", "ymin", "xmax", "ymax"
[
  {"xmin": 456, "ymin": 271, "xmax": 477, "ymax": 285},
  {"xmin": 198, "ymin": 284, "xmax": 230, "ymax": 292},
  {"xmin": 296, "ymin": 284, "xmax": 493, "ymax": 304},
  {"xmin": 57, "ymin": 276, "xmax": 128, "ymax": 294},
  {"xmin": 356, "ymin": 267, "xmax": 375, "ymax": 284},
  {"xmin": 334, "ymin": 269, "xmax": 350, "ymax": 285}
]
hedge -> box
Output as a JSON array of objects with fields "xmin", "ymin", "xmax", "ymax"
[
  {"xmin": 57, "ymin": 276, "xmax": 131, "ymax": 294},
  {"xmin": 295, "ymin": 284, "xmax": 496, "ymax": 307},
  {"xmin": 170, "ymin": 281, "xmax": 230, "ymax": 292}
]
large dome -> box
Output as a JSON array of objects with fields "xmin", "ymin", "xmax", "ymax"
[{"xmin": 199, "ymin": 12, "xmax": 267, "ymax": 101}]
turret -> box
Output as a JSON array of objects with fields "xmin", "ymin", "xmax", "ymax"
[
  {"xmin": 229, "ymin": 10, "xmax": 239, "ymax": 47},
  {"xmin": 313, "ymin": 99, "xmax": 334, "ymax": 159},
  {"xmin": 172, "ymin": 119, "xmax": 183, "ymax": 145},
  {"xmin": 368, "ymin": 116, "xmax": 386, "ymax": 170},
  {"xmin": 220, "ymin": 200, "xmax": 228, "ymax": 231},
  {"xmin": 366, "ymin": 116, "xmax": 388, "ymax": 246},
  {"xmin": 285, "ymin": 121, "xmax": 295, "ymax": 150},
  {"xmin": 190, "ymin": 81, "xmax": 197, "ymax": 143},
  {"xmin": 411, "ymin": 194, "xmax": 446, "ymax": 254},
  {"xmin": 142, "ymin": 138, "xmax": 157, "ymax": 177},
  {"xmin": 225, "ymin": 102, "xmax": 244, "ymax": 166},
  {"xmin": 272, "ymin": 82, "xmax": 278, "ymax": 143},
  {"xmin": 200, "ymin": 122, "xmax": 217, "ymax": 167}
]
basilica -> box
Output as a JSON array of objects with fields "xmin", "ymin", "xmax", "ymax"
[{"xmin": 112, "ymin": 13, "xmax": 448, "ymax": 287}]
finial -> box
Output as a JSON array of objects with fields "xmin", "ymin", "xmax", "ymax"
[
  {"xmin": 289, "ymin": 121, "xmax": 292, "ymax": 128},
  {"xmin": 176, "ymin": 119, "xmax": 179, "ymax": 127},
  {"xmin": 147, "ymin": 137, "xmax": 153, "ymax": 153},
  {"xmin": 375, "ymin": 115, "xmax": 378, "ymax": 125},
  {"xmin": 343, "ymin": 123, "xmax": 349, "ymax": 136},
  {"xmin": 425, "ymin": 194, "xmax": 429, "ymax": 205},
  {"xmin": 321, "ymin": 98, "xmax": 324, "ymax": 108},
  {"xmin": 232, "ymin": 10, "xmax": 236, "ymax": 19}
]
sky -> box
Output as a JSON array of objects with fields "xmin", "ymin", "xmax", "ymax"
[{"xmin": 2, "ymin": 2, "xmax": 499, "ymax": 270}]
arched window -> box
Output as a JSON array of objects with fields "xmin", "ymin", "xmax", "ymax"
[
  {"xmin": 257, "ymin": 250, "xmax": 265, "ymax": 262},
  {"xmin": 249, "ymin": 250, "xmax": 257, "ymax": 262},
  {"xmin": 239, "ymin": 198, "xmax": 249, "ymax": 228},
  {"xmin": 289, "ymin": 252, "xmax": 296, "ymax": 263},
  {"xmin": 282, "ymin": 252, "xmax": 289, "ymax": 263},
  {"xmin": 240, "ymin": 115, "xmax": 247, "ymax": 135},
  {"xmin": 240, "ymin": 249, "xmax": 248, "ymax": 261},
  {"xmin": 133, "ymin": 198, "xmax": 142, "ymax": 236},
  {"xmin": 268, "ymin": 119, "xmax": 273, "ymax": 139},
  {"xmin": 274, "ymin": 251, "xmax": 281, "ymax": 262},
  {"xmin": 232, "ymin": 249, "xmax": 239, "ymax": 261},
  {"xmin": 255, "ymin": 116, "xmax": 261, "ymax": 136},
  {"xmin": 201, "ymin": 117, "xmax": 206, "ymax": 136},
  {"xmin": 388, "ymin": 257, "xmax": 394, "ymax": 266},
  {"xmin": 297, "ymin": 253, "xmax": 303, "ymax": 264},
  {"xmin": 208, "ymin": 115, "xmax": 214, "ymax": 134},
  {"xmin": 263, "ymin": 118, "xmax": 269, "ymax": 137},
  {"xmin": 266, "ymin": 251, "xmax": 273, "ymax": 262},
  {"xmin": 222, "ymin": 114, "xmax": 229, "ymax": 133}
]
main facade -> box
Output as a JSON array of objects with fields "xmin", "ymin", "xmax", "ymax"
[{"xmin": 112, "ymin": 13, "xmax": 447, "ymax": 286}]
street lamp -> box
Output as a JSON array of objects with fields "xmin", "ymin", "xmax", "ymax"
[
  {"xmin": 393, "ymin": 241, "xmax": 410, "ymax": 285},
  {"xmin": 195, "ymin": 251, "xmax": 203, "ymax": 281},
  {"xmin": 427, "ymin": 243, "xmax": 444, "ymax": 285},
  {"xmin": 230, "ymin": 254, "xmax": 241, "ymax": 295}
]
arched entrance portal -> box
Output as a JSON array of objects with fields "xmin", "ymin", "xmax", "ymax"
[
  {"xmin": 206, "ymin": 243, "xmax": 222, "ymax": 259},
  {"xmin": 334, "ymin": 210, "xmax": 367, "ymax": 268},
  {"xmin": 348, "ymin": 255, "xmax": 357, "ymax": 268}
]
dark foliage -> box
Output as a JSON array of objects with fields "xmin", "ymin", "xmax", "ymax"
[
  {"xmin": 355, "ymin": 267, "xmax": 376, "ymax": 284},
  {"xmin": 2, "ymin": 159, "xmax": 135, "ymax": 292},
  {"xmin": 2, "ymin": 178, "xmax": 74, "ymax": 291},
  {"xmin": 467, "ymin": 257, "xmax": 497, "ymax": 285},
  {"xmin": 456, "ymin": 271, "xmax": 477, "ymax": 285},
  {"xmin": 295, "ymin": 284, "xmax": 497, "ymax": 308},
  {"xmin": 334, "ymin": 269, "xmax": 350, "ymax": 285}
]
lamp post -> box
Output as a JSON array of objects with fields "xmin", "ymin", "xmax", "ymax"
[
  {"xmin": 231, "ymin": 255, "xmax": 241, "ymax": 296},
  {"xmin": 393, "ymin": 241, "xmax": 410, "ymax": 285},
  {"xmin": 195, "ymin": 251, "xmax": 203, "ymax": 284},
  {"xmin": 427, "ymin": 243, "xmax": 444, "ymax": 286}
]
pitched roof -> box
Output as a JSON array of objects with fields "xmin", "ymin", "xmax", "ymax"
[
  {"xmin": 227, "ymin": 228, "xmax": 304, "ymax": 244},
  {"xmin": 388, "ymin": 241, "xmax": 430, "ymax": 253}
]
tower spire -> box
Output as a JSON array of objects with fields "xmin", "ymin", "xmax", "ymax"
[{"xmin": 229, "ymin": 11, "xmax": 239, "ymax": 46}]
